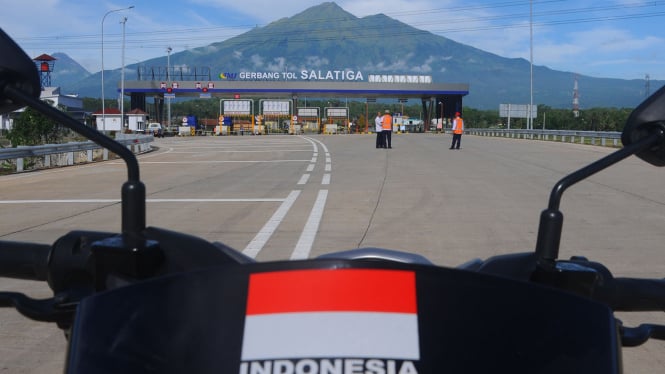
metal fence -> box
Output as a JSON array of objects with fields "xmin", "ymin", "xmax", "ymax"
[
  {"xmin": 0, "ymin": 135, "xmax": 154, "ymax": 173},
  {"xmin": 466, "ymin": 129, "xmax": 622, "ymax": 147}
]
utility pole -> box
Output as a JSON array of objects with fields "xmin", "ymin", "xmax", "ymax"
[
  {"xmin": 573, "ymin": 74, "xmax": 580, "ymax": 118},
  {"xmin": 528, "ymin": 0, "xmax": 534, "ymax": 130},
  {"xmin": 120, "ymin": 17, "xmax": 127, "ymax": 130},
  {"xmin": 167, "ymin": 46, "xmax": 172, "ymax": 129},
  {"xmin": 645, "ymin": 74, "xmax": 651, "ymax": 98},
  {"xmin": 101, "ymin": 5, "xmax": 134, "ymax": 134}
]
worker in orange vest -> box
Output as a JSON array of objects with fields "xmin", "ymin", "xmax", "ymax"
[
  {"xmin": 449, "ymin": 112, "xmax": 464, "ymax": 150},
  {"xmin": 382, "ymin": 109, "xmax": 393, "ymax": 149}
]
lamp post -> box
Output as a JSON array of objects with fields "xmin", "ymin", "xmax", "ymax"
[
  {"xmin": 528, "ymin": 0, "xmax": 534, "ymax": 130},
  {"xmin": 101, "ymin": 5, "xmax": 134, "ymax": 133},
  {"xmin": 166, "ymin": 46, "xmax": 172, "ymax": 129},
  {"xmin": 120, "ymin": 16, "xmax": 127, "ymax": 131}
]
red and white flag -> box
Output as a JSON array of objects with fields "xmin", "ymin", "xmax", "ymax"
[{"xmin": 241, "ymin": 268, "xmax": 419, "ymax": 361}]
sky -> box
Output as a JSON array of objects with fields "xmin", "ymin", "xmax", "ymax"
[{"xmin": 1, "ymin": 0, "xmax": 664, "ymax": 81}]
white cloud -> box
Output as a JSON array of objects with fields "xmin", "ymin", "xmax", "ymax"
[
  {"xmin": 250, "ymin": 54, "xmax": 264, "ymax": 68},
  {"xmin": 528, "ymin": 25, "xmax": 665, "ymax": 77},
  {"xmin": 266, "ymin": 57, "xmax": 287, "ymax": 71},
  {"xmin": 574, "ymin": 28, "xmax": 663, "ymax": 54},
  {"xmin": 305, "ymin": 56, "xmax": 330, "ymax": 67},
  {"xmin": 192, "ymin": 45, "xmax": 220, "ymax": 55},
  {"xmin": 1, "ymin": 1, "xmax": 664, "ymax": 79},
  {"xmin": 411, "ymin": 56, "xmax": 438, "ymax": 73}
]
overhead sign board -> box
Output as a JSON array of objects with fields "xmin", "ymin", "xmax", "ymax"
[
  {"xmin": 368, "ymin": 75, "xmax": 432, "ymax": 84},
  {"xmin": 326, "ymin": 108, "xmax": 348, "ymax": 117},
  {"xmin": 500, "ymin": 104, "xmax": 537, "ymax": 119},
  {"xmin": 262, "ymin": 100, "xmax": 290, "ymax": 115},
  {"xmin": 215, "ymin": 68, "xmax": 433, "ymax": 84},
  {"xmin": 297, "ymin": 108, "xmax": 319, "ymax": 117},
  {"xmin": 223, "ymin": 100, "xmax": 252, "ymax": 115}
]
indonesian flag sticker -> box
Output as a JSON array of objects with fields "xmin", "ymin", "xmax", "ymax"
[{"xmin": 241, "ymin": 268, "xmax": 420, "ymax": 361}]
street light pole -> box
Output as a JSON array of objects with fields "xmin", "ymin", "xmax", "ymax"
[
  {"xmin": 166, "ymin": 46, "xmax": 172, "ymax": 129},
  {"xmin": 529, "ymin": 0, "xmax": 534, "ymax": 130},
  {"xmin": 120, "ymin": 16, "xmax": 127, "ymax": 131},
  {"xmin": 101, "ymin": 5, "xmax": 134, "ymax": 134}
]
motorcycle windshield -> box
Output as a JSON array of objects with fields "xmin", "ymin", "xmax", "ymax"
[{"xmin": 66, "ymin": 260, "xmax": 619, "ymax": 374}]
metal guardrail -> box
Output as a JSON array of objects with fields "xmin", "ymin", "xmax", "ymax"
[
  {"xmin": 0, "ymin": 135, "xmax": 154, "ymax": 173},
  {"xmin": 466, "ymin": 128, "xmax": 622, "ymax": 147}
]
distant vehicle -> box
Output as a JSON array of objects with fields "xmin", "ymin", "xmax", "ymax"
[{"xmin": 147, "ymin": 123, "xmax": 164, "ymax": 138}]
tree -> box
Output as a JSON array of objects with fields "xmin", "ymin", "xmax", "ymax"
[{"xmin": 7, "ymin": 105, "xmax": 64, "ymax": 146}]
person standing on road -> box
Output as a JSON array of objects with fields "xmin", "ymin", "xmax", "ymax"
[
  {"xmin": 449, "ymin": 112, "xmax": 464, "ymax": 150},
  {"xmin": 375, "ymin": 112, "xmax": 384, "ymax": 148},
  {"xmin": 382, "ymin": 109, "xmax": 393, "ymax": 149}
]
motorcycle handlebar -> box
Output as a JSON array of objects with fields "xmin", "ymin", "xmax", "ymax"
[
  {"xmin": 596, "ymin": 277, "xmax": 665, "ymax": 312},
  {"xmin": 1, "ymin": 236, "xmax": 664, "ymax": 314},
  {"xmin": 0, "ymin": 241, "xmax": 50, "ymax": 281}
]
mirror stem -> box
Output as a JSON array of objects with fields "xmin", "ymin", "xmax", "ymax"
[
  {"xmin": 535, "ymin": 130, "xmax": 664, "ymax": 263},
  {"xmin": 3, "ymin": 85, "xmax": 146, "ymax": 241}
]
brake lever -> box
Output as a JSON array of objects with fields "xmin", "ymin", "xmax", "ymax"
[
  {"xmin": 0, "ymin": 291, "xmax": 77, "ymax": 325},
  {"xmin": 620, "ymin": 322, "xmax": 665, "ymax": 347}
]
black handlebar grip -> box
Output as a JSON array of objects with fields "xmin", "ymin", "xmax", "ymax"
[
  {"xmin": 597, "ymin": 277, "xmax": 665, "ymax": 312},
  {"xmin": 0, "ymin": 241, "xmax": 50, "ymax": 281}
]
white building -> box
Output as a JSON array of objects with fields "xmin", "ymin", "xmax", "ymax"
[
  {"xmin": 93, "ymin": 108, "xmax": 122, "ymax": 132},
  {"xmin": 127, "ymin": 108, "xmax": 148, "ymax": 133},
  {"xmin": 40, "ymin": 87, "xmax": 83, "ymax": 111},
  {"xmin": 0, "ymin": 86, "xmax": 84, "ymax": 131},
  {"xmin": 93, "ymin": 108, "xmax": 148, "ymax": 133}
]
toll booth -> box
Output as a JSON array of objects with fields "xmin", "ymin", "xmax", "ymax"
[
  {"xmin": 323, "ymin": 107, "xmax": 349, "ymax": 134},
  {"xmin": 260, "ymin": 99, "xmax": 292, "ymax": 134},
  {"xmin": 403, "ymin": 117, "xmax": 425, "ymax": 133},
  {"xmin": 220, "ymin": 99, "xmax": 255, "ymax": 135},
  {"xmin": 392, "ymin": 113, "xmax": 405, "ymax": 133},
  {"xmin": 295, "ymin": 107, "xmax": 320, "ymax": 134}
]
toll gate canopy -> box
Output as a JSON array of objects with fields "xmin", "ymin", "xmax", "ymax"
[{"xmin": 121, "ymin": 70, "xmax": 469, "ymax": 126}]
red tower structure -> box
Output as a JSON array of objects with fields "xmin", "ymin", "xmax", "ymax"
[{"xmin": 33, "ymin": 53, "xmax": 57, "ymax": 89}]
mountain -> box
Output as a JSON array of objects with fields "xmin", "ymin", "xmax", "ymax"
[
  {"xmin": 49, "ymin": 52, "xmax": 91, "ymax": 93},
  {"xmin": 57, "ymin": 2, "xmax": 661, "ymax": 109}
]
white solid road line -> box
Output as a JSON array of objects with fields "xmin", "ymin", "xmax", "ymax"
[
  {"xmin": 0, "ymin": 198, "xmax": 286, "ymax": 204},
  {"xmin": 290, "ymin": 189, "xmax": 328, "ymax": 260},
  {"xmin": 242, "ymin": 190, "xmax": 302, "ymax": 259}
]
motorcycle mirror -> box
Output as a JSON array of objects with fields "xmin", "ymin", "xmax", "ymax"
[
  {"xmin": 536, "ymin": 86, "xmax": 665, "ymax": 264},
  {"xmin": 0, "ymin": 28, "xmax": 41, "ymax": 114},
  {"xmin": 621, "ymin": 84, "xmax": 665, "ymax": 166},
  {"xmin": 0, "ymin": 27, "xmax": 150, "ymax": 262}
]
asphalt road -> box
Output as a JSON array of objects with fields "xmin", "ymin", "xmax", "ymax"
[{"xmin": 1, "ymin": 133, "xmax": 664, "ymax": 372}]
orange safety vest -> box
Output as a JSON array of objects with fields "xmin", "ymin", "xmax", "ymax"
[
  {"xmin": 382, "ymin": 114, "xmax": 393, "ymax": 130},
  {"xmin": 452, "ymin": 117, "xmax": 464, "ymax": 134}
]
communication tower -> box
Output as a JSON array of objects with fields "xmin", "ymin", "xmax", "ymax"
[
  {"xmin": 33, "ymin": 53, "xmax": 56, "ymax": 89},
  {"xmin": 572, "ymin": 74, "xmax": 580, "ymax": 118},
  {"xmin": 645, "ymin": 74, "xmax": 651, "ymax": 98}
]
